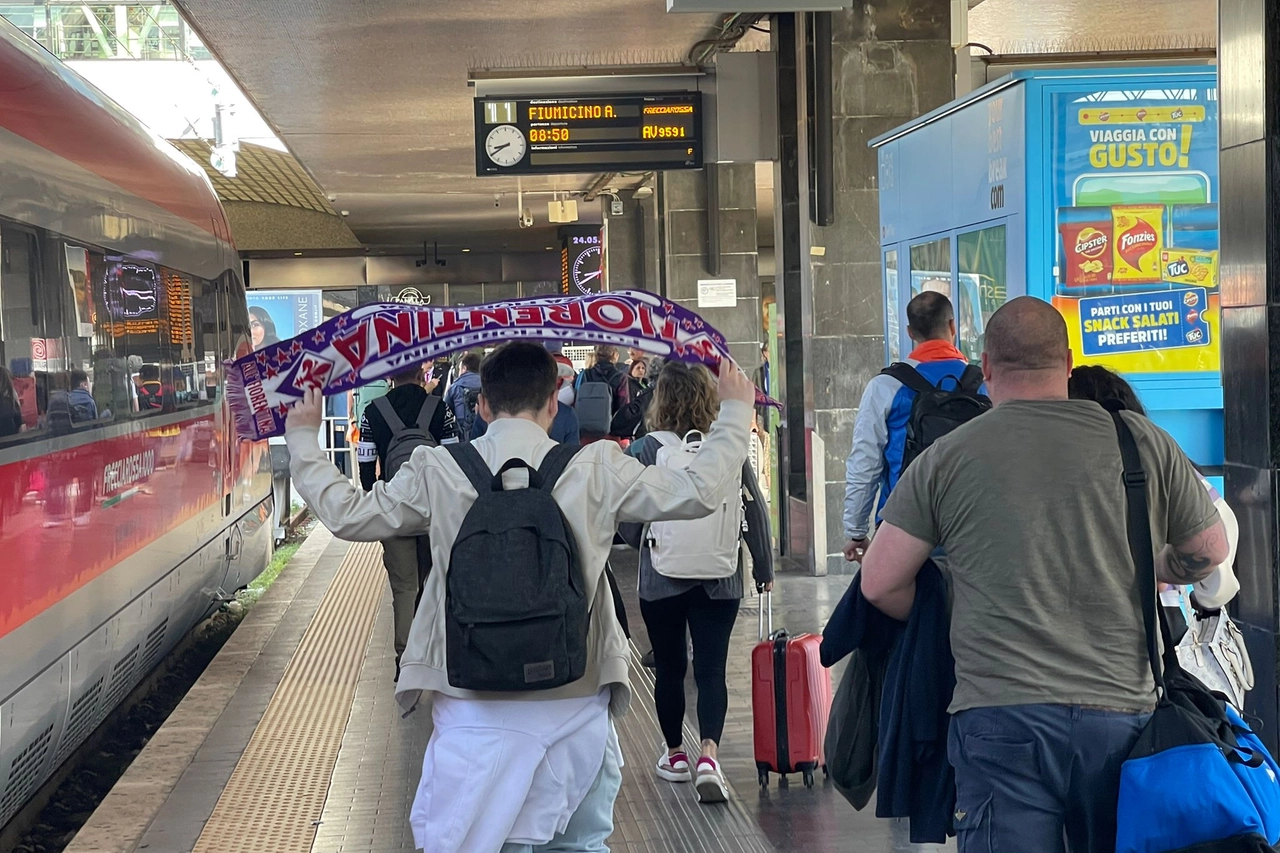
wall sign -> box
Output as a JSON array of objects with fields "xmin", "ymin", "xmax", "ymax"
[{"xmin": 697, "ymin": 279, "xmax": 737, "ymax": 308}]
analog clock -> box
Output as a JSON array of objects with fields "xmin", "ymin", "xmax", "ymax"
[
  {"xmin": 485, "ymin": 125, "xmax": 527, "ymax": 167},
  {"xmin": 571, "ymin": 245, "xmax": 603, "ymax": 294}
]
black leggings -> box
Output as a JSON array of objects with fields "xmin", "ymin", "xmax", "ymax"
[{"xmin": 639, "ymin": 587, "xmax": 740, "ymax": 749}]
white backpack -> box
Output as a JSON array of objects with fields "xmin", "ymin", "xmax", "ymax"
[{"xmin": 645, "ymin": 431, "xmax": 744, "ymax": 581}]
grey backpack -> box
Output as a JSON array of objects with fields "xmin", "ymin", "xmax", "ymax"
[
  {"xmin": 444, "ymin": 442, "xmax": 587, "ymax": 692},
  {"xmin": 575, "ymin": 381, "xmax": 614, "ymax": 436},
  {"xmin": 373, "ymin": 395, "xmax": 439, "ymax": 479}
]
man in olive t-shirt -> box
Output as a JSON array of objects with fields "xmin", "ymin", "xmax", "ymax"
[{"xmin": 861, "ymin": 297, "xmax": 1228, "ymax": 853}]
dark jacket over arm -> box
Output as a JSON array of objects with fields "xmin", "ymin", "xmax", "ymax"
[{"xmin": 819, "ymin": 561, "xmax": 955, "ymax": 844}]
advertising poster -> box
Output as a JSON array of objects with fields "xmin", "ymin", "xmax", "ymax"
[
  {"xmin": 245, "ymin": 290, "xmax": 324, "ymax": 352},
  {"xmin": 1051, "ymin": 85, "xmax": 1219, "ymax": 375},
  {"xmin": 64, "ymin": 246, "xmax": 94, "ymax": 337}
]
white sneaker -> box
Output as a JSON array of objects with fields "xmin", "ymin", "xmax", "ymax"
[
  {"xmin": 656, "ymin": 748, "xmax": 691, "ymax": 783},
  {"xmin": 695, "ymin": 756, "xmax": 728, "ymax": 804}
]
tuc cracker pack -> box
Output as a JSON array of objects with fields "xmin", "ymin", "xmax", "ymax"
[
  {"xmin": 1161, "ymin": 249, "xmax": 1219, "ymax": 288},
  {"xmin": 1058, "ymin": 207, "xmax": 1114, "ymax": 292},
  {"xmin": 1112, "ymin": 205, "xmax": 1165, "ymax": 284}
]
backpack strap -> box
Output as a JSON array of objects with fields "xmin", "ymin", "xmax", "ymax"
[
  {"xmin": 880, "ymin": 362, "xmax": 938, "ymax": 396},
  {"xmin": 446, "ymin": 442, "xmax": 495, "ymax": 494},
  {"xmin": 1108, "ymin": 402, "xmax": 1177, "ymax": 692},
  {"xmin": 415, "ymin": 395, "xmax": 439, "ymax": 431},
  {"xmin": 536, "ymin": 443, "xmax": 583, "ymax": 492},
  {"xmin": 958, "ymin": 364, "xmax": 985, "ymax": 394},
  {"xmin": 373, "ymin": 395, "xmax": 406, "ymax": 432}
]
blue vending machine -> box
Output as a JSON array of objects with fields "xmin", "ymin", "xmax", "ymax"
[{"xmin": 871, "ymin": 66, "xmax": 1221, "ymax": 476}]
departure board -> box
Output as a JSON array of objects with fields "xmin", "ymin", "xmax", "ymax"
[{"xmin": 474, "ymin": 93, "xmax": 702, "ymax": 176}]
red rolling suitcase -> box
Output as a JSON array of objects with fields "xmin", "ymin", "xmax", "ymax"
[{"xmin": 751, "ymin": 591, "xmax": 833, "ymax": 788}]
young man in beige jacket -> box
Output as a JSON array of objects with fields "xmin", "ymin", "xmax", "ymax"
[{"xmin": 285, "ymin": 342, "xmax": 756, "ymax": 852}]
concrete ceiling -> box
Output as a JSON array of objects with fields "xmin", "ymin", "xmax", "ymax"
[
  {"xmin": 968, "ymin": 0, "xmax": 1216, "ymax": 53},
  {"xmin": 174, "ymin": 0, "xmax": 728, "ymax": 252}
]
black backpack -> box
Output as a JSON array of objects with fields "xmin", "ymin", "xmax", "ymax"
[
  {"xmin": 444, "ymin": 442, "xmax": 587, "ymax": 692},
  {"xmin": 881, "ymin": 362, "xmax": 990, "ymax": 472},
  {"xmin": 373, "ymin": 395, "xmax": 439, "ymax": 479}
]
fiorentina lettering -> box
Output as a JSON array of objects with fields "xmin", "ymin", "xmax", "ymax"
[
  {"xmin": 373, "ymin": 311, "xmax": 415, "ymax": 353},
  {"xmin": 247, "ymin": 378, "xmax": 268, "ymax": 412},
  {"xmin": 225, "ymin": 291, "xmax": 776, "ymax": 442}
]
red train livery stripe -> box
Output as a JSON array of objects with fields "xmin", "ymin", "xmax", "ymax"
[
  {"xmin": 0, "ymin": 416, "xmax": 237, "ymax": 639},
  {"xmin": 0, "ymin": 38, "xmax": 227, "ymax": 239}
]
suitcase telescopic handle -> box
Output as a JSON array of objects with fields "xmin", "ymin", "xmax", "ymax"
[{"xmin": 758, "ymin": 589, "xmax": 773, "ymax": 642}]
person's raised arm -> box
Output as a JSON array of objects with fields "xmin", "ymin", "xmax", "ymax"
[
  {"xmin": 860, "ymin": 523, "xmax": 934, "ymax": 621},
  {"xmin": 285, "ymin": 387, "xmax": 431, "ymax": 541},
  {"xmin": 613, "ymin": 359, "xmax": 755, "ymax": 524}
]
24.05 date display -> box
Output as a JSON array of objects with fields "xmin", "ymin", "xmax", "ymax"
[{"xmin": 474, "ymin": 93, "xmax": 703, "ymax": 176}]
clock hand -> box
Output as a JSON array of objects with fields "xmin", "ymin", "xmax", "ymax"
[
  {"xmin": 578, "ymin": 270, "xmax": 602, "ymax": 283},
  {"xmin": 491, "ymin": 142, "xmax": 512, "ymax": 153}
]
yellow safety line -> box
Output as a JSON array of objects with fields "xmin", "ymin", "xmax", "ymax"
[{"xmin": 192, "ymin": 541, "xmax": 384, "ymax": 853}]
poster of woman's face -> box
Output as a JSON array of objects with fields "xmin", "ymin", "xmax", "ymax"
[
  {"xmin": 245, "ymin": 291, "xmax": 323, "ymax": 351},
  {"xmin": 248, "ymin": 306, "xmax": 280, "ymax": 350}
]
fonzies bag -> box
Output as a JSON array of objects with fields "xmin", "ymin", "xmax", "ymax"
[{"xmin": 1108, "ymin": 403, "xmax": 1280, "ymax": 853}]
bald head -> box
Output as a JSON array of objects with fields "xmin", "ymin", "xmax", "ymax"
[
  {"xmin": 984, "ymin": 297, "xmax": 1069, "ymax": 372},
  {"xmin": 981, "ymin": 297, "xmax": 1072, "ymax": 404}
]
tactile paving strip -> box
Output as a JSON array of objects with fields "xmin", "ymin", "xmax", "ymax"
[
  {"xmin": 610, "ymin": 643, "xmax": 775, "ymax": 852},
  {"xmin": 192, "ymin": 541, "xmax": 383, "ymax": 853}
]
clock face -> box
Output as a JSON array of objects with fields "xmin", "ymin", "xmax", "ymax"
[
  {"xmin": 571, "ymin": 245, "xmax": 603, "ymax": 294},
  {"xmin": 485, "ymin": 125, "xmax": 527, "ymax": 167}
]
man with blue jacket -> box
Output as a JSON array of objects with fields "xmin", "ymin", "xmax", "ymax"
[
  {"xmin": 443, "ymin": 350, "xmax": 483, "ymax": 439},
  {"xmin": 843, "ymin": 291, "xmax": 972, "ymax": 563}
]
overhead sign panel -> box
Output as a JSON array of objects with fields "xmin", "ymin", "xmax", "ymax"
[{"xmin": 474, "ymin": 93, "xmax": 703, "ymax": 177}]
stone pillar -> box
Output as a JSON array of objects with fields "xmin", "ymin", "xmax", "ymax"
[
  {"xmin": 603, "ymin": 190, "xmax": 660, "ymax": 293},
  {"xmin": 1219, "ymin": 0, "xmax": 1280, "ymax": 748},
  {"xmin": 662, "ymin": 164, "xmax": 764, "ymax": 372},
  {"xmin": 776, "ymin": 4, "xmax": 952, "ymax": 575}
]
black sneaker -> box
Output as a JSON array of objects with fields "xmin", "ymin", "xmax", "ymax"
[{"xmin": 641, "ymin": 649, "xmax": 656, "ymax": 669}]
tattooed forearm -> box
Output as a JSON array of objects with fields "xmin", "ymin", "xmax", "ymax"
[{"xmin": 1157, "ymin": 524, "xmax": 1226, "ymax": 585}]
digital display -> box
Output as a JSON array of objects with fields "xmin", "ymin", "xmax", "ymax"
[{"xmin": 474, "ymin": 93, "xmax": 702, "ymax": 176}]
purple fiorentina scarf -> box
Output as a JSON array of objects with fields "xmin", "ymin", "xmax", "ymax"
[{"xmin": 226, "ymin": 289, "xmax": 777, "ymax": 441}]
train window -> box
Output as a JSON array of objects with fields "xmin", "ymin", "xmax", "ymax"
[{"xmin": 0, "ymin": 226, "xmax": 50, "ymax": 443}]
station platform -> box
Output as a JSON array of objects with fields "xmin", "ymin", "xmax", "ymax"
[{"xmin": 66, "ymin": 528, "xmax": 952, "ymax": 853}]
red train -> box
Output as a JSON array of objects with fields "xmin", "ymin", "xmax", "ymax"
[{"xmin": 0, "ymin": 17, "xmax": 272, "ymax": 826}]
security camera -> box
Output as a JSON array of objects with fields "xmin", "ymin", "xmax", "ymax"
[
  {"xmin": 494, "ymin": 193, "xmax": 502, "ymax": 208},
  {"xmin": 518, "ymin": 208, "xmax": 534, "ymax": 229},
  {"xmin": 326, "ymin": 194, "xmax": 337, "ymax": 202},
  {"xmin": 436, "ymin": 258, "xmax": 447, "ymax": 268}
]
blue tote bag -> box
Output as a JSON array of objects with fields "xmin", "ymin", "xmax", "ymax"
[{"xmin": 1108, "ymin": 405, "xmax": 1280, "ymax": 853}]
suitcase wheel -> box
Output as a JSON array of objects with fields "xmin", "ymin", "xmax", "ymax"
[
  {"xmin": 803, "ymin": 769, "xmax": 815, "ymax": 788},
  {"xmin": 758, "ymin": 770, "xmax": 769, "ymax": 788}
]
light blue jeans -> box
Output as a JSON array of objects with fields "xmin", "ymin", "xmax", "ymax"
[{"xmin": 499, "ymin": 745, "xmax": 623, "ymax": 853}]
